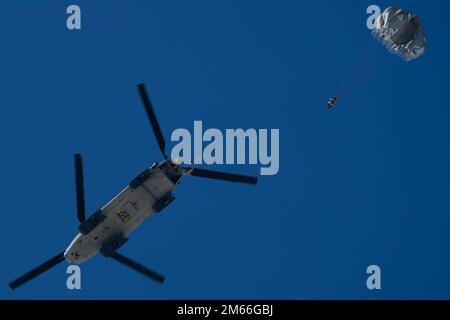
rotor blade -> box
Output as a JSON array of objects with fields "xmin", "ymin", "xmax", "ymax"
[
  {"xmin": 185, "ymin": 167, "xmax": 258, "ymax": 185},
  {"xmin": 137, "ymin": 83, "xmax": 167, "ymax": 159},
  {"xmin": 109, "ymin": 252, "xmax": 165, "ymax": 284},
  {"xmin": 9, "ymin": 252, "xmax": 66, "ymax": 290},
  {"xmin": 74, "ymin": 153, "xmax": 86, "ymax": 223}
]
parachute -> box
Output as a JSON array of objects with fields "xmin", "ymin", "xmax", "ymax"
[
  {"xmin": 328, "ymin": 7, "xmax": 427, "ymax": 109},
  {"xmin": 373, "ymin": 7, "xmax": 426, "ymax": 61}
]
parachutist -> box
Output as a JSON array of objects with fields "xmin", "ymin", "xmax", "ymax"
[{"xmin": 327, "ymin": 96, "xmax": 338, "ymax": 109}]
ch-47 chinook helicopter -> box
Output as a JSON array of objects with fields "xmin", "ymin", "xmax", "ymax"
[{"xmin": 9, "ymin": 83, "xmax": 257, "ymax": 290}]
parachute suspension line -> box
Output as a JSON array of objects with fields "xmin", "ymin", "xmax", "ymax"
[{"xmin": 338, "ymin": 40, "xmax": 378, "ymax": 99}]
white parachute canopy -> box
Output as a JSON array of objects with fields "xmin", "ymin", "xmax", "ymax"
[{"xmin": 373, "ymin": 7, "xmax": 426, "ymax": 61}]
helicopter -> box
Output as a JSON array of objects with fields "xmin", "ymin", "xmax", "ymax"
[{"xmin": 9, "ymin": 83, "xmax": 257, "ymax": 290}]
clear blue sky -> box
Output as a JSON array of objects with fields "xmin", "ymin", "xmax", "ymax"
[{"xmin": 1, "ymin": 0, "xmax": 450, "ymax": 299}]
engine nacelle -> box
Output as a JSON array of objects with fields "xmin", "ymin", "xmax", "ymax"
[
  {"xmin": 100, "ymin": 235, "xmax": 129, "ymax": 257},
  {"xmin": 152, "ymin": 193, "xmax": 175, "ymax": 213},
  {"xmin": 78, "ymin": 210, "xmax": 107, "ymax": 235}
]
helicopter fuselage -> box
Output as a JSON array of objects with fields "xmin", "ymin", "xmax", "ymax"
[{"xmin": 64, "ymin": 160, "xmax": 182, "ymax": 265}]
